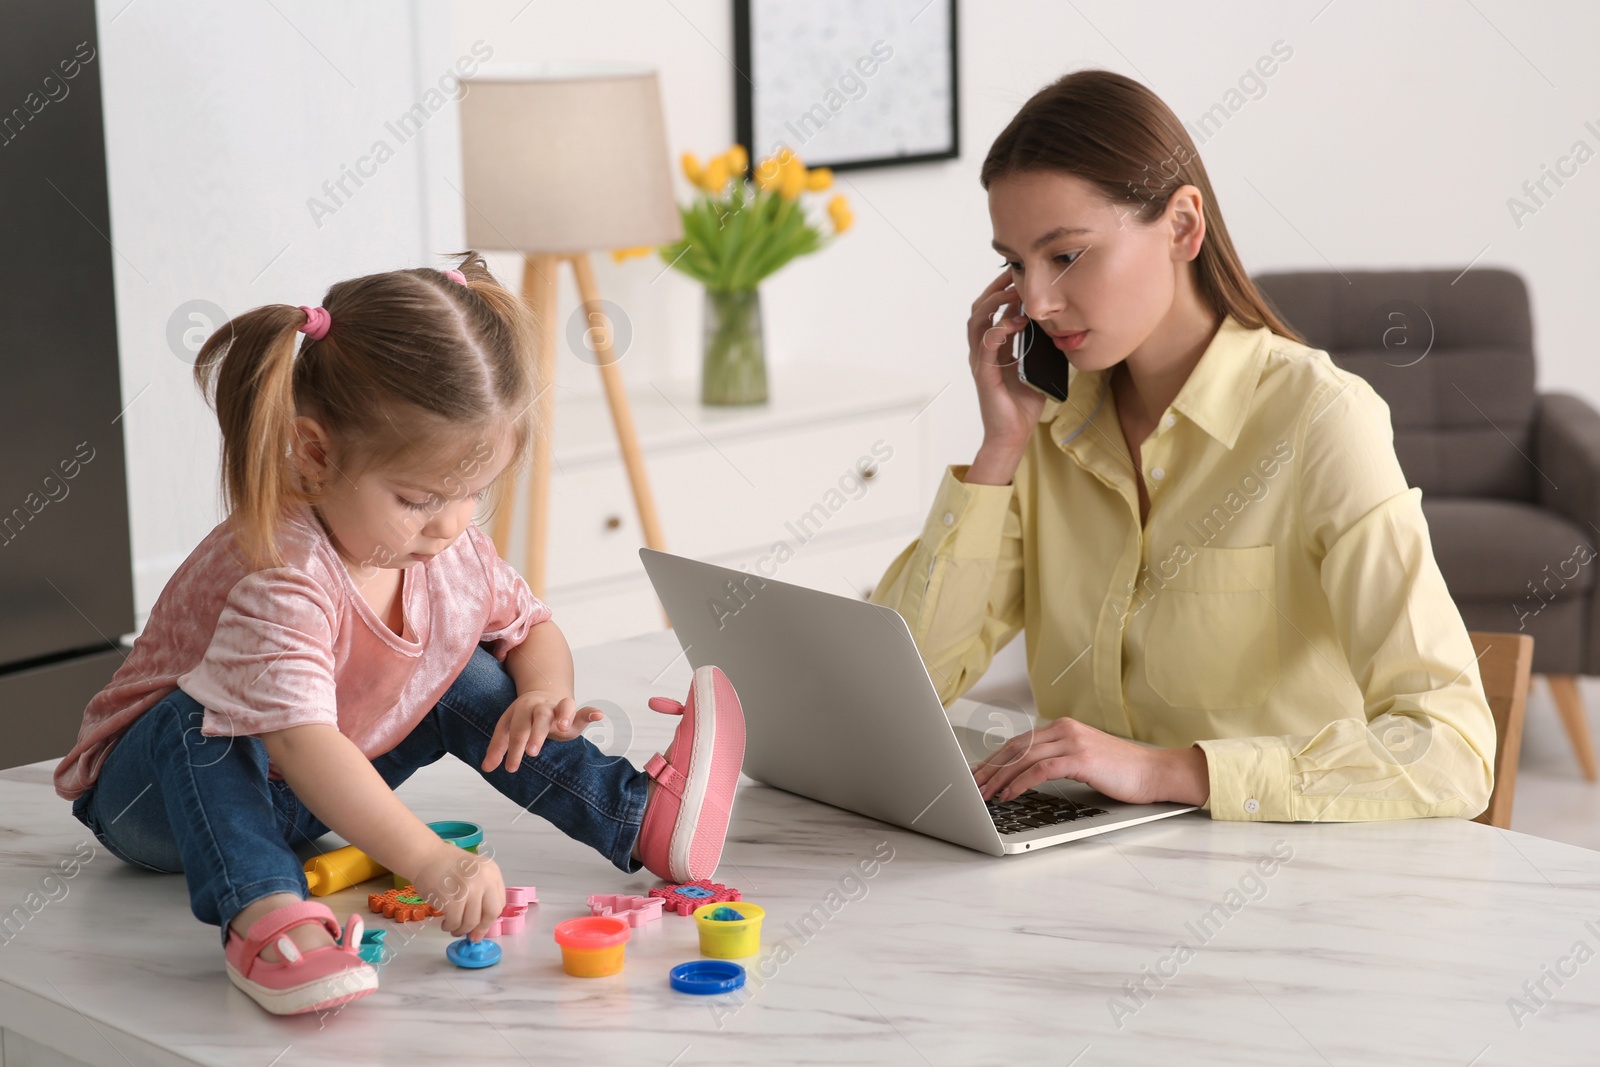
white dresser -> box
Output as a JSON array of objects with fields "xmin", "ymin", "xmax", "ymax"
[{"xmin": 486, "ymin": 363, "xmax": 943, "ymax": 648}]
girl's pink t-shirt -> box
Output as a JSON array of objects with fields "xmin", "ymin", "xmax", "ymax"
[{"xmin": 53, "ymin": 502, "xmax": 550, "ymax": 800}]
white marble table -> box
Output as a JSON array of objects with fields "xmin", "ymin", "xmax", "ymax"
[{"xmin": 3, "ymin": 628, "xmax": 1599, "ymax": 1066}]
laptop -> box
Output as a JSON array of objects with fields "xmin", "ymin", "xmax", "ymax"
[{"xmin": 639, "ymin": 548, "xmax": 1198, "ymax": 856}]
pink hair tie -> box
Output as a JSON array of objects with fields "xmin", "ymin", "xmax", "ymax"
[
  {"xmin": 297, "ymin": 305, "xmax": 331, "ymax": 340},
  {"xmin": 443, "ymin": 268, "xmax": 467, "ymax": 286}
]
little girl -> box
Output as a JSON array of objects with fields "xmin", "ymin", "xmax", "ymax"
[{"xmin": 52, "ymin": 253, "xmax": 746, "ymax": 1016}]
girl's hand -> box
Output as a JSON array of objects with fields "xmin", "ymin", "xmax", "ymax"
[
  {"xmin": 971, "ymin": 716, "xmax": 1210, "ymax": 807},
  {"xmin": 411, "ymin": 841, "xmax": 505, "ymax": 940},
  {"xmin": 482, "ymin": 691, "xmax": 606, "ymax": 774},
  {"xmin": 968, "ymin": 268, "xmax": 1051, "ymax": 453}
]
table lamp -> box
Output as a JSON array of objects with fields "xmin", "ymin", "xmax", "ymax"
[{"xmin": 459, "ymin": 63, "xmax": 680, "ymax": 603}]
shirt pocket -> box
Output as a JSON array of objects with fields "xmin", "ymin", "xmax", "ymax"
[{"xmin": 1143, "ymin": 544, "xmax": 1279, "ymax": 709}]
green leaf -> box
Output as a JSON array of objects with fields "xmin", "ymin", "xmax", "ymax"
[{"xmin": 661, "ymin": 179, "xmax": 834, "ymax": 291}]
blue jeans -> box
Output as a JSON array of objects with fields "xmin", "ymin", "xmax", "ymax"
[{"xmin": 71, "ymin": 644, "xmax": 648, "ymax": 944}]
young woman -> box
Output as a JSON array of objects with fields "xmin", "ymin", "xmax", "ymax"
[{"xmin": 871, "ymin": 70, "xmax": 1495, "ymax": 822}]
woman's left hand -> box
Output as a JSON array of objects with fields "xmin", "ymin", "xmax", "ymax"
[
  {"xmin": 971, "ymin": 716, "xmax": 1210, "ymax": 807},
  {"xmin": 483, "ymin": 691, "xmax": 605, "ymax": 774}
]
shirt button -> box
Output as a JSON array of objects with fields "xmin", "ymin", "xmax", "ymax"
[
  {"xmin": 1150, "ymin": 467, "xmax": 1165, "ymax": 480},
  {"xmin": 1244, "ymin": 798, "xmax": 1260, "ymax": 814},
  {"xmin": 942, "ymin": 512, "xmax": 955, "ymax": 526},
  {"xmin": 1163, "ymin": 413, "xmax": 1176, "ymax": 428}
]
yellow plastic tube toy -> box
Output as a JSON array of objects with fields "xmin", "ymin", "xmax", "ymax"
[{"xmin": 303, "ymin": 844, "xmax": 390, "ymax": 896}]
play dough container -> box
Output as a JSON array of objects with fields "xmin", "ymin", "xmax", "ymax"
[
  {"xmin": 553, "ymin": 916, "xmax": 631, "ymax": 977},
  {"xmin": 392, "ymin": 820, "xmax": 484, "ymax": 888},
  {"xmin": 691, "ymin": 901, "xmax": 765, "ymax": 959}
]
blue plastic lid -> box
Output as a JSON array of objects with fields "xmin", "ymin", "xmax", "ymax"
[
  {"xmin": 670, "ymin": 960, "xmax": 746, "ymax": 995},
  {"xmin": 446, "ymin": 937, "xmax": 502, "ymax": 969}
]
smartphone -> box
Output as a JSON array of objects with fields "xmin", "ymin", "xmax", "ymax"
[{"xmin": 1012, "ymin": 312, "xmax": 1071, "ymax": 402}]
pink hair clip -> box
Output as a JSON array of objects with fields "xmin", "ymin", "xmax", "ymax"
[
  {"xmin": 443, "ymin": 268, "xmax": 467, "ymax": 286},
  {"xmin": 297, "ymin": 305, "xmax": 331, "ymax": 340}
]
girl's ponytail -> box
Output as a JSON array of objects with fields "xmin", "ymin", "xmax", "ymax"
[{"xmin": 192, "ymin": 305, "xmax": 312, "ymax": 570}]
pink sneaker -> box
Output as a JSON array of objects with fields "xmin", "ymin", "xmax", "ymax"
[
  {"xmin": 637, "ymin": 664, "xmax": 746, "ymax": 883},
  {"xmin": 224, "ymin": 900, "xmax": 377, "ymax": 1015}
]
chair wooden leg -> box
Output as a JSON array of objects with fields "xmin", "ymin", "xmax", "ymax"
[{"xmin": 1546, "ymin": 675, "xmax": 1598, "ymax": 782}]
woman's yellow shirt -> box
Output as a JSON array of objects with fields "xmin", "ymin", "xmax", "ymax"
[{"xmin": 870, "ymin": 314, "xmax": 1496, "ymax": 822}]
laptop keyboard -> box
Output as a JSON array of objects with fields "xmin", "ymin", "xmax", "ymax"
[{"xmin": 986, "ymin": 789, "xmax": 1109, "ymax": 835}]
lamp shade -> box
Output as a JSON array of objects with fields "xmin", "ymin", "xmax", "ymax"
[{"xmin": 460, "ymin": 64, "xmax": 683, "ymax": 255}]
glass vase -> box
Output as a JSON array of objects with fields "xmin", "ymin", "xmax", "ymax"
[{"xmin": 701, "ymin": 287, "xmax": 768, "ymax": 406}]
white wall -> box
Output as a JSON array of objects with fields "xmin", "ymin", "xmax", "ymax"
[
  {"xmin": 448, "ymin": 0, "xmax": 1600, "ymax": 457},
  {"xmin": 97, "ymin": 0, "xmax": 467, "ymax": 622},
  {"xmin": 101, "ymin": 0, "xmax": 1600, "ymax": 626}
]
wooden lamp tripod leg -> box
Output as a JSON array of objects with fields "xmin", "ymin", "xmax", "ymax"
[
  {"xmin": 489, "ymin": 252, "xmax": 670, "ymax": 627},
  {"xmin": 524, "ymin": 253, "xmax": 561, "ymax": 600},
  {"xmin": 490, "ymin": 253, "xmax": 562, "ymax": 599},
  {"xmin": 568, "ymin": 252, "xmax": 670, "ymax": 626}
]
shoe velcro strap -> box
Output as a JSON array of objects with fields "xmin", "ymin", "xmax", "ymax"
[{"xmin": 240, "ymin": 900, "xmax": 342, "ymax": 958}]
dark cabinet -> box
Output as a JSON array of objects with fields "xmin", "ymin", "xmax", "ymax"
[{"xmin": 0, "ymin": 0, "xmax": 135, "ymax": 770}]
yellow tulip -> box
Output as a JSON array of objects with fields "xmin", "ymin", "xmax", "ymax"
[
  {"xmin": 610, "ymin": 245, "xmax": 655, "ymax": 263},
  {"xmin": 827, "ymin": 194, "xmax": 853, "ymax": 234},
  {"xmin": 779, "ymin": 154, "xmax": 806, "ymax": 200},
  {"xmin": 754, "ymin": 149, "xmax": 788, "ymax": 191},
  {"xmin": 704, "ymin": 157, "xmax": 730, "ymax": 193},
  {"xmin": 725, "ymin": 144, "xmax": 748, "ymax": 175},
  {"xmin": 681, "ymin": 151, "xmax": 703, "ymax": 187},
  {"xmin": 806, "ymin": 167, "xmax": 833, "ymax": 191},
  {"xmin": 753, "ymin": 162, "xmax": 773, "ymax": 190}
]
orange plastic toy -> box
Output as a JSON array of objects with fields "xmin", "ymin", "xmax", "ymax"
[{"xmin": 368, "ymin": 885, "xmax": 442, "ymax": 922}]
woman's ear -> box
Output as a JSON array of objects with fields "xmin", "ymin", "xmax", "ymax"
[{"xmin": 1166, "ymin": 184, "xmax": 1207, "ymax": 262}]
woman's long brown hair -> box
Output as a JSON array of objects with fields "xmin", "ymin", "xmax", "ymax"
[
  {"xmin": 192, "ymin": 251, "xmax": 538, "ymax": 570},
  {"xmin": 980, "ymin": 69, "xmax": 1306, "ymax": 344}
]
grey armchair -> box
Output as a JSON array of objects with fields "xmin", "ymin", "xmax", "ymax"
[{"xmin": 1254, "ymin": 268, "xmax": 1599, "ymax": 780}]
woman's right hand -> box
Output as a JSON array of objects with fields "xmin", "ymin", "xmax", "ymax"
[
  {"xmin": 967, "ymin": 269, "xmax": 1051, "ymax": 457},
  {"xmin": 410, "ymin": 840, "xmax": 505, "ymax": 940}
]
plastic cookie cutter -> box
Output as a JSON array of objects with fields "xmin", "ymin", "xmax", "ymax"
[
  {"xmin": 587, "ymin": 893, "xmax": 665, "ymax": 927},
  {"xmin": 649, "ymin": 880, "xmax": 743, "ymax": 917},
  {"xmin": 484, "ymin": 886, "xmax": 537, "ymax": 937},
  {"xmin": 368, "ymin": 885, "xmax": 443, "ymax": 922},
  {"xmin": 358, "ymin": 928, "xmax": 390, "ymax": 965}
]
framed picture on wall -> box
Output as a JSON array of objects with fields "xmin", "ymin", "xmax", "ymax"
[{"xmin": 733, "ymin": 0, "xmax": 959, "ymax": 173}]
